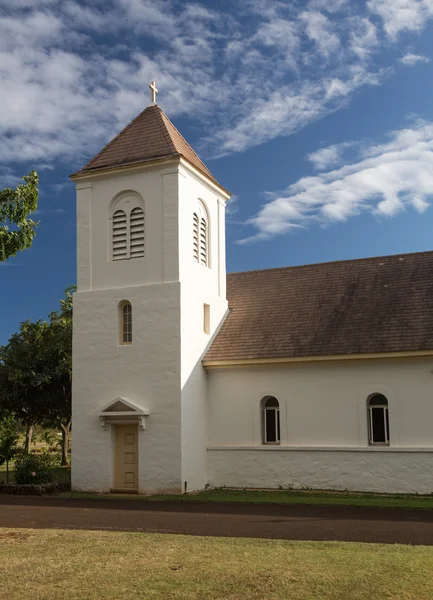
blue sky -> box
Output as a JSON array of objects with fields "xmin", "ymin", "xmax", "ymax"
[{"xmin": 1, "ymin": 0, "xmax": 433, "ymax": 343}]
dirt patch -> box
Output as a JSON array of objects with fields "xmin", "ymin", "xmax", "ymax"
[{"xmin": 0, "ymin": 531, "xmax": 30, "ymax": 541}]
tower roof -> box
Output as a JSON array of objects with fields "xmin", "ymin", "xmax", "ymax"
[{"xmin": 72, "ymin": 104, "xmax": 221, "ymax": 187}]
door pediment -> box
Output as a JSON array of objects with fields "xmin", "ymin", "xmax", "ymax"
[{"xmin": 99, "ymin": 397, "xmax": 149, "ymax": 430}]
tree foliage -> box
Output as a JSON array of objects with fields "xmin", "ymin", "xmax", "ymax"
[
  {"xmin": 0, "ymin": 287, "xmax": 74, "ymax": 464},
  {"xmin": 0, "ymin": 415, "xmax": 20, "ymax": 484},
  {"xmin": 0, "ymin": 171, "xmax": 39, "ymax": 262}
]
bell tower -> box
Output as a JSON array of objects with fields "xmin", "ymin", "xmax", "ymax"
[{"xmin": 71, "ymin": 84, "xmax": 230, "ymax": 493}]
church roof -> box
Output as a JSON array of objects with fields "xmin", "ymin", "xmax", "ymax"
[
  {"xmin": 72, "ymin": 104, "xmax": 220, "ymax": 186},
  {"xmin": 205, "ymin": 250, "xmax": 433, "ymax": 363}
]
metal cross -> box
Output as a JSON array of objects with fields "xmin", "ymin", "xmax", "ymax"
[{"xmin": 149, "ymin": 80, "xmax": 158, "ymax": 103}]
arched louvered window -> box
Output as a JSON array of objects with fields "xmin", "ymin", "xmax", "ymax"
[
  {"xmin": 119, "ymin": 301, "xmax": 132, "ymax": 344},
  {"xmin": 111, "ymin": 193, "xmax": 145, "ymax": 261},
  {"xmin": 193, "ymin": 212, "xmax": 200, "ymax": 263},
  {"xmin": 112, "ymin": 210, "xmax": 128, "ymax": 261},
  {"xmin": 193, "ymin": 201, "xmax": 209, "ymax": 267},
  {"xmin": 130, "ymin": 207, "xmax": 145, "ymax": 258}
]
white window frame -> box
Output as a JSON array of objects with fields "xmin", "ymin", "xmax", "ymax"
[
  {"xmin": 263, "ymin": 397, "xmax": 280, "ymax": 445},
  {"xmin": 368, "ymin": 395, "xmax": 390, "ymax": 445}
]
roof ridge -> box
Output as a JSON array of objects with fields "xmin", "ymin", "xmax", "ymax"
[
  {"xmin": 158, "ymin": 108, "xmax": 213, "ymax": 177},
  {"xmin": 228, "ymin": 249, "xmax": 433, "ymax": 276},
  {"xmin": 154, "ymin": 105, "xmax": 178, "ymax": 154},
  {"xmin": 82, "ymin": 104, "xmax": 156, "ymax": 171}
]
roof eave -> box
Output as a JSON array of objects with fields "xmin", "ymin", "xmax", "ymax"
[
  {"xmin": 203, "ymin": 349, "xmax": 433, "ymax": 368},
  {"xmin": 69, "ymin": 154, "xmax": 182, "ymax": 181},
  {"xmin": 70, "ymin": 154, "xmax": 231, "ymax": 198}
]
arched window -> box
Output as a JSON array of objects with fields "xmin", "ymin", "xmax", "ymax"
[
  {"xmin": 112, "ymin": 210, "xmax": 128, "ymax": 261},
  {"xmin": 262, "ymin": 396, "xmax": 280, "ymax": 444},
  {"xmin": 111, "ymin": 193, "xmax": 145, "ymax": 261},
  {"xmin": 368, "ymin": 394, "xmax": 389, "ymax": 445},
  {"xmin": 119, "ymin": 301, "xmax": 132, "ymax": 344},
  {"xmin": 193, "ymin": 201, "xmax": 208, "ymax": 266}
]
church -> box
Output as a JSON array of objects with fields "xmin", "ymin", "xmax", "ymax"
[{"xmin": 71, "ymin": 83, "xmax": 433, "ymax": 495}]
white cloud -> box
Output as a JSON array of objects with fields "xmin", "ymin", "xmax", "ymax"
[
  {"xmin": 307, "ymin": 142, "xmax": 354, "ymax": 170},
  {"xmin": 368, "ymin": 0, "xmax": 433, "ymax": 38},
  {"xmin": 400, "ymin": 52, "xmax": 430, "ymax": 65},
  {"xmin": 350, "ymin": 17, "xmax": 378, "ymax": 59},
  {"xmin": 301, "ymin": 10, "xmax": 341, "ymax": 57},
  {"xmin": 0, "ymin": 0, "xmax": 432, "ymax": 168},
  {"xmin": 240, "ymin": 121, "xmax": 433, "ymax": 243}
]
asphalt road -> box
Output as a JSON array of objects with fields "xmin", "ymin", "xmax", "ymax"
[{"xmin": 0, "ymin": 496, "xmax": 432, "ymax": 545}]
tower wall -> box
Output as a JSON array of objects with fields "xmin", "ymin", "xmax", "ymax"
[
  {"xmin": 178, "ymin": 165, "xmax": 228, "ymax": 492},
  {"xmin": 72, "ymin": 157, "xmax": 229, "ymax": 493}
]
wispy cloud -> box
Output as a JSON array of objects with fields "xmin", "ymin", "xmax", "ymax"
[
  {"xmin": 307, "ymin": 142, "xmax": 355, "ymax": 170},
  {"xmin": 0, "ymin": 0, "xmax": 433, "ymax": 168},
  {"xmin": 368, "ymin": 0, "xmax": 433, "ymax": 39},
  {"xmin": 239, "ymin": 121, "xmax": 433, "ymax": 243},
  {"xmin": 400, "ymin": 52, "xmax": 430, "ymax": 65}
]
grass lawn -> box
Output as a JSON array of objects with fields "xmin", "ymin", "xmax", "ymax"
[
  {"xmin": 0, "ymin": 463, "xmax": 71, "ymax": 485},
  {"xmin": 60, "ymin": 487, "xmax": 433, "ymax": 510},
  {"xmin": 1, "ymin": 528, "xmax": 432, "ymax": 600}
]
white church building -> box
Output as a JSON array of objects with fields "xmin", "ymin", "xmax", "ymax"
[{"xmin": 71, "ymin": 85, "xmax": 433, "ymax": 495}]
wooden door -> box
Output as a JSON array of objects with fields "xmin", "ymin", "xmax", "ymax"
[{"xmin": 114, "ymin": 424, "xmax": 138, "ymax": 491}]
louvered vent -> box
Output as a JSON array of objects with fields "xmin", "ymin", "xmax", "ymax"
[
  {"xmin": 112, "ymin": 210, "xmax": 127, "ymax": 260},
  {"xmin": 193, "ymin": 212, "xmax": 199, "ymax": 262},
  {"xmin": 200, "ymin": 217, "xmax": 208, "ymax": 266},
  {"xmin": 130, "ymin": 207, "xmax": 145, "ymax": 258}
]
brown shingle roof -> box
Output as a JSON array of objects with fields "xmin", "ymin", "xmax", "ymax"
[
  {"xmin": 205, "ymin": 250, "xmax": 433, "ymax": 362},
  {"xmin": 73, "ymin": 104, "xmax": 220, "ymax": 186}
]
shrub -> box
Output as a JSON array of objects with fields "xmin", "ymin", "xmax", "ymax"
[{"xmin": 14, "ymin": 453, "xmax": 59, "ymax": 485}]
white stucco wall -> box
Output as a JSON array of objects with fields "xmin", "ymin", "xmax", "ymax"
[
  {"xmin": 206, "ymin": 359, "xmax": 433, "ymax": 493},
  {"xmin": 73, "ymin": 158, "xmax": 229, "ymax": 494},
  {"xmin": 73, "ymin": 161, "xmax": 184, "ymax": 493},
  {"xmin": 178, "ymin": 165, "xmax": 228, "ymax": 492},
  {"xmin": 207, "ymin": 448, "xmax": 433, "ymax": 493},
  {"xmin": 72, "ymin": 283, "xmax": 182, "ymax": 493},
  {"xmin": 76, "ymin": 163, "xmax": 181, "ymax": 292}
]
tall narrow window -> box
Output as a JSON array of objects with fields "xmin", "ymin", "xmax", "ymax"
[
  {"xmin": 368, "ymin": 394, "xmax": 389, "ymax": 445},
  {"xmin": 203, "ymin": 303, "xmax": 210, "ymax": 334},
  {"xmin": 130, "ymin": 207, "xmax": 145, "ymax": 258},
  {"xmin": 112, "ymin": 210, "xmax": 128, "ymax": 261},
  {"xmin": 119, "ymin": 301, "xmax": 132, "ymax": 344},
  {"xmin": 193, "ymin": 213, "xmax": 199, "ymax": 262},
  {"xmin": 263, "ymin": 397, "xmax": 280, "ymax": 444}
]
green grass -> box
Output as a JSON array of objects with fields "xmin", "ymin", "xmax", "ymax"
[
  {"xmin": 59, "ymin": 487, "xmax": 433, "ymax": 510},
  {"xmin": 1, "ymin": 528, "xmax": 432, "ymax": 599},
  {"xmin": 0, "ymin": 463, "xmax": 71, "ymax": 485}
]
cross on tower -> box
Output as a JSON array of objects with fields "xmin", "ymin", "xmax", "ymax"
[{"xmin": 149, "ymin": 80, "xmax": 158, "ymax": 103}]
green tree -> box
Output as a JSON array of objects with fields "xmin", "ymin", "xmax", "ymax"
[
  {"xmin": 0, "ymin": 287, "xmax": 74, "ymax": 465},
  {"xmin": 43, "ymin": 286, "xmax": 74, "ymax": 465},
  {"xmin": 0, "ymin": 320, "xmax": 50, "ymax": 452},
  {"xmin": 0, "ymin": 171, "xmax": 39, "ymax": 262},
  {"xmin": 0, "ymin": 415, "xmax": 20, "ymax": 484}
]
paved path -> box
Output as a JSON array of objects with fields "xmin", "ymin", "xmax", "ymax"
[{"xmin": 1, "ymin": 496, "xmax": 433, "ymax": 545}]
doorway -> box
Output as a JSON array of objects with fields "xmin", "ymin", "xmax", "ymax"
[{"xmin": 113, "ymin": 424, "xmax": 138, "ymax": 492}]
